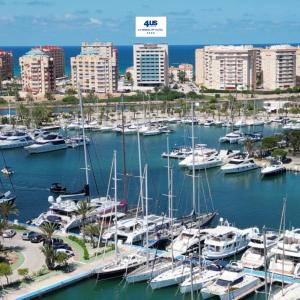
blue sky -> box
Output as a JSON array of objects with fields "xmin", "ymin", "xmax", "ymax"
[{"xmin": 0, "ymin": 0, "xmax": 300, "ymax": 45}]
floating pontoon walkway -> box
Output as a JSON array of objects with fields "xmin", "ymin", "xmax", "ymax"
[{"xmin": 244, "ymin": 268, "xmax": 300, "ymax": 284}]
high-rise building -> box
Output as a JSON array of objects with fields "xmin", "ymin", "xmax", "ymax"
[
  {"xmin": 296, "ymin": 47, "xmax": 300, "ymax": 86},
  {"xmin": 0, "ymin": 50, "xmax": 13, "ymax": 81},
  {"xmin": 133, "ymin": 44, "xmax": 169, "ymax": 88},
  {"xmin": 261, "ymin": 45, "xmax": 296, "ymax": 90},
  {"xmin": 71, "ymin": 42, "xmax": 118, "ymax": 93},
  {"xmin": 19, "ymin": 49, "xmax": 55, "ymax": 95},
  {"xmin": 195, "ymin": 45, "xmax": 257, "ymax": 90},
  {"xmin": 35, "ymin": 46, "xmax": 65, "ymax": 79}
]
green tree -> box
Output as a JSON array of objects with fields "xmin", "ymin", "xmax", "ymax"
[
  {"xmin": 55, "ymin": 252, "xmax": 69, "ymax": 268},
  {"xmin": 261, "ymin": 136, "xmax": 281, "ymax": 150},
  {"xmin": 178, "ymin": 70, "xmax": 186, "ymax": 83},
  {"xmin": 40, "ymin": 222, "xmax": 57, "ymax": 242},
  {"xmin": 32, "ymin": 104, "xmax": 52, "ymax": 126},
  {"xmin": 125, "ymin": 72, "xmax": 132, "ymax": 82},
  {"xmin": 0, "ymin": 202, "xmax": 18, "ymax": 221},
  {"xmin": 45, "ymin": 92, "xmax": 55, "ymax": 101},
  {"xmin": 244, "ymin": 139, "xmax": 255, "ymax": 156},
  {"xmin": 77, "ymin": 201, "xmax": 90, "ymax": 241},
  {"xmin": 0, "ymin": 262, "xmax": 12, "ymax": 285},
  {"xmin": 41, "ymin": 245, "xmax": 56, "ymax": 270},
  {"xmin": 272, "ymin": 149, "xmax": 287, "ymax": 158},
  {"xmin": 16, "ymin": 104, "xmax": 30, "ymax": 127},
  {"xmin": 18, "ymin": 268, "xmax": 29, "ymax": 281},
  {"xmin": 286, "ymin": 131, "xmax": 300, "ymax": 154},
  {"xmin": 82, "ymin": 224, "xmax": 102, "ymax": 248}
]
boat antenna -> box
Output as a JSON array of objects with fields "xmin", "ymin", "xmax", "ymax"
[{"xmin": 78, "ymin": 84, "xmax": 89, "ymax": 196}]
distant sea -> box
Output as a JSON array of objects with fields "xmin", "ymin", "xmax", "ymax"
[{"xmin": 1, "ymin": 44, "xmax": 300, "ymax": 77}]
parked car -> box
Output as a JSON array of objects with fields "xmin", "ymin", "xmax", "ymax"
[
  {"xmin": 56, "ymin": 248, "xmax": 75, "ymax": 257},
  {"xmin": 43, "ymin": 238, "xmax": 64, "ymax": 246},
  {"xmin": 3, "ymin": 229, "xmax": 16, "ymax": 238},
  {"xmin": 22, "ymin": 231, "xmax": 37, "ymax": 241},
  {"xmin": 52, "ymin": 243, "xmax": 72, "ymax": 251},
  {"xmin": 30, "ymin": 234, "xmax": 46, "ymax": 243}
]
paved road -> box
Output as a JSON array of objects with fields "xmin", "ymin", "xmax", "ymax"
[{"xmin": 2, "ymin": 231, "xmax": 45, "ymax": 283}]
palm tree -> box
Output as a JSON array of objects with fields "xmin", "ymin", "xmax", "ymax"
[
  {"xmin": 40, "ymin": 222, "xmax": 57, "ymax": 242},
  {"xmin": 77, "ymin": 201, "xmax": 90, "ymax": 240},
  {"xmin": 41, "ymin": 245, "xmax": 56, "ymax": 270},
  {"xmin": 0, "ymin": 202, "xmax": 18, "ymax": 221},
  {"xmin": 244, "ymin": 139, "xmax": 255, "ymax": 157},
  {"xmin": 55, "ymin": 252, "xmax": 69, "ymax": 269},
  {"xmin": 83, "ymin": 224, "xmax": 102, "ymax": 248}
]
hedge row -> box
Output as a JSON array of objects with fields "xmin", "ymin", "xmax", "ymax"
[{"xmin": 68, "ymin": 236, "xmax": 89, "ymax": 260}]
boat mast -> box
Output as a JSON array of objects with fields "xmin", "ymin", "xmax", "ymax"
[
  {"xmin": 167, "ymin": 133, "xmax": 171, "ymax": 218},
  {"xmin": 145, "ymin": 164, "xmax": 149, "ymax": 267},
  {"xmin": 137, "ymin": 127, "xmax": 144, "ymax": 215},
  {"xmin": 113, "ymin": 150, "xmax": 118, "ymax": 255},
  {"xmin": 78, "ymin": 84, "xmax": 89, "ymax": 191},
  {"xmin": 121, "ymin": 94, "xmax": 128, "ymax": 204},
  {"xmin": 191, "ymin": 101, "xmax": 196, "ymax": 212},
  {"xmin": 170, "ymin": 167, "xmax": 174, "ymax": 270}
]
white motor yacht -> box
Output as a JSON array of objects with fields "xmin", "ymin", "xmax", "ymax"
[
  {"xmin": 180, "ymin": 262, "xmax": 225, "ymax": 294},
  {"xmin": 186, "ymin": 150, "xmax": 240, "ymax": 171},
  {"xmin": 219, "ymin": 131, "xmax": 244, "ymax": 144},
  {"xmin": 269, "ymin": 228, "xmax": 300, "ymax": 277},
  {"xmin": 167, "ymin": 228, "xmax": 212, "ymax": 256},
  {"xmin": 202, "ymin": 218, "xmax": 259, "ymax": 260},
  {"xmin": 25, "ymin": 134, "xmax": 68, "ymax": 154},
  {"xmin": 150, "ymin": 261, "xmax": 198, "ymax": 289},
  {"xmin": 33, "ymin": 195, "xmax": 125, "ymax": 233},
  {"xmin": 221, "ymin": 155, "xmax": 258, "ymax": 174},
  {"xmin": 66, "ymin": 136, "xmax": 90, "ymax": 148},
  {"xmin": 179, "ymin": 148, "xmax": 217, "ymax": 168},
  {"xmin": 270, "ymin": 283, "xmax": 300, "ymax": 300},
  {"xmin": 0, "ymin": 131, "xmax": 34, "ymax": 149},
  {"xmin": 201, "ymin": 268, "xmax": 261, "ymax": 300},
  {"xmin": 241, "ymin": 231, "xmax": 279, "ymax": 269},
  {"xmin": 143, "ymin": 127, "xmax": 161, "ymax": 136},
  {"xmin": 234, "ymin": 119, "xmax": 247, "ymax": 127},
  {"xmin": 204, "ymin": 119, "xmax": 215, "ymax": 127},
  {"xmin": 261, "ymin": 163, "xmax": 286, "ymax": 176},
  {"xmin": 102, "ymin": 214, "xmax": 172, "ymax": 245}
]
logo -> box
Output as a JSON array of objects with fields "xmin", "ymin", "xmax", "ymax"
[
  {"xmin": 136, "ymin": 17, "xmax": 167, "ymax": 37},
  {"xmin": 144, "ymin": 20, "xmax": 158, "ymax": 27}
]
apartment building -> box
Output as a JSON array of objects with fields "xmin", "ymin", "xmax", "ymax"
[
  {"xmin": 19, "ymin": 49, "xmax": 55, "ymax": 95},
  {"xmin": 296, "ymin": 47, "xmax": 300, "ymax": 85},
  {"xmin": 35, "ymin": 46, "xmax": 65, "ymax": 79},
  {"xmin": 133, "ymin": 44, "xmax": 169, "ymax": 89},
  {"xmin": 71, "ymin": 42, "xmax": 118, "ymax": 94},
  {"xmin": 0, "ymin": 50, "xmax": 13, "ymax": 81},
  {"xmin": 169, "ymin": 64, "xmax": 193, "ymax": 82},
  {"xmin": 195, "ymin": 45, "xmax": 257, "ymax": 90},
  {"xmin": 261, "ymin": 45, "xmax": 296, "ymax": 90}
]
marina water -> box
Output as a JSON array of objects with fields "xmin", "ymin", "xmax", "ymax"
[{"xmin": 2, "ymin": 123, "xmax": 298, "ymax": 299}]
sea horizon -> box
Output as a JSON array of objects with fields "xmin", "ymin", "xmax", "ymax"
[{"xmin": 2, "ymin": 43, "xmax": 300, "ymax": 77}]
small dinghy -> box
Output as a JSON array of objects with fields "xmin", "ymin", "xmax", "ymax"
[
  {"xmin": 1, "ymin": 167, "xmax": 14, "ymax": 175},
  {"xmin": 50, "ymin": 183, "xmax": 67, "ymax": 194}
]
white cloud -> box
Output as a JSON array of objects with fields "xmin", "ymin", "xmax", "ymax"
[{"xmin": 89, "ymin": 17, "xmax": 102, "ymax": 26}]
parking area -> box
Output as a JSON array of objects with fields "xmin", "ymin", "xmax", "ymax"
[{"xmin": 2, "ymin": 231, "xmax": 46, "ymax": 282}]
